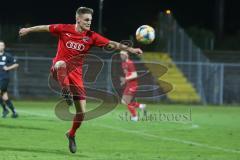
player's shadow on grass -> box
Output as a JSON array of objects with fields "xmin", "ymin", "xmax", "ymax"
[
  {"xmin": 0, "ymin": 124, "xmax": 48, "ymax": 131},
  {"xmin": 0, "ymin": 146, "xmax": 88, "ymax": 157}
]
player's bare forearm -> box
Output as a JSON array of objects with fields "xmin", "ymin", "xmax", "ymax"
[
  {"xmin": 28, "ymin": 25, "xmax": 50, "ymax": 32},
  {"xmin": 126, "ymin": 72, "xmax": 138, "ymax": 81},
  {"xmin": 4, "ymin": 63, "xmax": 19, "ymax": 71},
  {"xmin": 19, "ymin": 25, "xmax": 50, "ymax": 37},
  {"xmin": 108, "ymin": 41, "xmax": 143, "ymax": 55}
]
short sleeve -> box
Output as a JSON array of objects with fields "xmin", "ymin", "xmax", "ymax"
[
  {"xmin": 92, "ymin": 32, "xmax": 110, "ymax": 47},
  {"xmin": 7, "ymin": 54, "xmax": 17, "ymax": 65},
  {"xmin": 49, "ymin": 24, "xmax": 64, "ymax": 35}
]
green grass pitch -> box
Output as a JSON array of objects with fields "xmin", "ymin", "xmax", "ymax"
[{"xmin": 0, "ymin": 101, "xmax": 240, "ymax": 160}]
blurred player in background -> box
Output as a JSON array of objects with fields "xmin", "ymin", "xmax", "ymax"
[
  {"xmin": 120, "ymin": 50, "xmax": 146, "ymax": 122},
  {"xmin": 0, "ymin": 41, "xmax": 19, "ymax": 118},
  {"xmin": 19, "ymin": 7, "xmax": 142, "ymax": 153}
]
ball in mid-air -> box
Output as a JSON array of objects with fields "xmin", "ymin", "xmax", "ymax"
[{"xmin": 136, "ymin": 25, "xmax": 155, "ymax": 44}]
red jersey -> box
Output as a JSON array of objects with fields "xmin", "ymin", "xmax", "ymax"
[
  {"xmin": 121, "ymin": 59, "xmax": 138, "ymax": 86},
  {"xmin": 49, "ymin": 24, "xmax": 110, "ymax": 67}
]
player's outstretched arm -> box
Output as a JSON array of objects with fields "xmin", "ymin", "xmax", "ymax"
[
  {"xmin": 108, "ymin": 41, "xmax": 143, "ymax": 55},
  {"xmin": 19, "ymin": 25, "xmax": 50, "ymax": 37}
]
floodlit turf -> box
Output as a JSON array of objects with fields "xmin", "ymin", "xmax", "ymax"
[{"xmin": 0, "ymin": 101, "xmax": 240, "ymax": 160}]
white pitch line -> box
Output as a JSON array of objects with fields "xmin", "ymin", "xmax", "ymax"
[
  {"xmin": 18, "ymin": 110, "xmax": 57, "ymax": 119},
  {"xmin": 97, "ymin": 124, "xmax": 240, "ymax": 154},
  {"xmin": 165, "ymin": 121, "xmax": 200, "ymax": 129}
]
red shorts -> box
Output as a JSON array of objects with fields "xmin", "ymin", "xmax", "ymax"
[
  {"xmin": 123, "ymin": 84, "xmax": 138, "ymax": 96},
  {"xmin": 50, "ymin": 65, "xmax": 86, "ymax": 100}
]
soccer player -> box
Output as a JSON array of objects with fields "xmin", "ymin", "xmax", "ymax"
[
  {"xmin": 19, "ymin": 7, "xmax": 142, "ymax": 153},
  {"xmin": 0, "ymin": 41, "xmax": 19, "ymax": 118},
  {"xmin": 120, "ymin": 50, "xmax": 146, "ymax": 122}
]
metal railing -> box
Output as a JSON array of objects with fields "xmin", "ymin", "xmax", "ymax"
[{"xmin": 7, "ymin": 56, "xmax": 240, "ymax": 104}]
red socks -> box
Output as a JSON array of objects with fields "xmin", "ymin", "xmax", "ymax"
[
  {"xmin": 130, "ymin": 102, "xmax": 140, "ymax": 108},
  {"xmin": 127, "ymin": 105, "xmax": 137, "ymax": 117},
  {"xmin": 69, "ymin": 113, "xmax": 84, "ymax": 137},
  {"xmin": 127, "ymin": 102, "xmax": 140, "ymax": 117}
]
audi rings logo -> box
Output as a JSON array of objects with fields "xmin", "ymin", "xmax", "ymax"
[{"xmin": 66, "ymin": 41, "xmax": 85, "ymax": 51}]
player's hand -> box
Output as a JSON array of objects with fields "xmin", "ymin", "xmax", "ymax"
[
  {"xmin": 19, "ymin": 28, "xmax": 30, "ymax": 37},
  {"xmin": 120, "ymin": 77, "xmax": 126, "ymax": 86},
  {"xmin": 3, "ymin": 66, "xmax": 9, "ymax": 71},
  {"xmin": 130, "ymin": 48, "xmax": 143, "ymax": 55}
]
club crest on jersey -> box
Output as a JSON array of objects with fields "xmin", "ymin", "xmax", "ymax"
[
  {"xmin": 66, "ymin": 41, "xmax": 85, "ymax": 51},
  {"xmin": 82, "ymin": 36, "xmax": 90, "ymax": 43}
]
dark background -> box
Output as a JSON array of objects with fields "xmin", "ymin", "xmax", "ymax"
[{"xmin": 0, "ymin": 0, "xmax": 239, "ymax": 43}]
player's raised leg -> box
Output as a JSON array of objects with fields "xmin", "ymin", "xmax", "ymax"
[{"xmin": 53, "ymin": 61, "xmax": 73, "ymax": 105}]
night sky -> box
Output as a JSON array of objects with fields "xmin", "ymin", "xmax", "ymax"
[{"xmin": 0, "ymin": 0, "xmax": 239, "ymax": 41}]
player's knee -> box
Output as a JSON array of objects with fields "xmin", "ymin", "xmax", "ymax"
[{"xmin": 54, "ymin": 61, "xmax": 66, "ymax": 69}]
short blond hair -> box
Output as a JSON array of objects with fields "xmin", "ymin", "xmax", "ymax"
[
  {"xmin": 120, "ymin": 50, "xmax": 129, "ymax": 57},
  {"xmin": 76, "ymin": 7, "xmax": 94, "ymax": 17}
]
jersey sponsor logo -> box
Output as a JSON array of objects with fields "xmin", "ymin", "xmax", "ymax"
[{"xmin": 66, "ymin": 41, "xmax": 85, "ymax": 51}]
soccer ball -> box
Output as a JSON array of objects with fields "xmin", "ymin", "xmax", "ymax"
[{"xmin": 136, "ymin": 25, "xmax": 155, "ymax": 44}]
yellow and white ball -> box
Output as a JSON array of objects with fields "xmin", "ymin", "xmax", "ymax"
[{"xmin": 136, "ymin": 25, "xmax": 155, "ymax": 44}]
